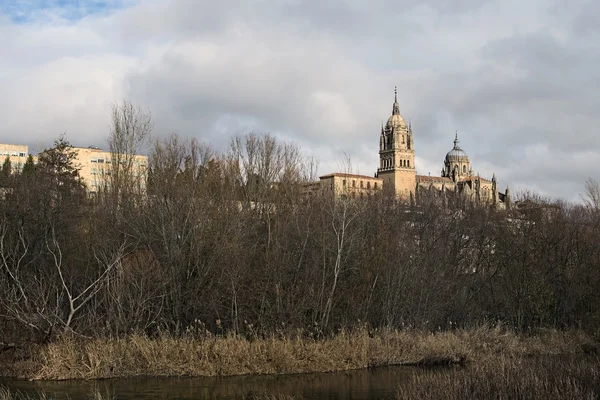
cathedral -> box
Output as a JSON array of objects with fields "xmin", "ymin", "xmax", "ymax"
[{"xmin": 308, "ymin": 88, "xmax": 510, "ymax": 208}]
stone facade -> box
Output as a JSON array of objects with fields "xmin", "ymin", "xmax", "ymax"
[{"xmin": 320, "ymin": 173, "xmax": 383, "ymax": 199}]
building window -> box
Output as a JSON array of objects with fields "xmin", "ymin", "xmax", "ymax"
[
  {"xmin": 360, "ymin": 181, "xmax": 364, "ymax": 188},
  {"xmin": 352, "ymin": 180, "xmax": 356, "ymax": 188},
  {"xmin": 343, "ymin": 179, "xmax": 346, "ymax": 186},
  {"xmin": 374, "ymin": 183, "xmax": 378, "ymax": 189},
  {"xmin": 408, "ymin": 160, "xmax": 410, "ymax": 168},
  {"xmin": 367, "ymin": 182, "xmax": 371, "ymax": 189},
  {"xmin": 91, "ymin": 159, "xmax": 97, "ymax": 163},
  {"xmin": 19, "ymin": 152, "xmax": 25, "ymax": 157},
  {"xmin": 97, "ymin": 159, "xmax": 104, "ymax": 164},
  {"xmin": 463, "ymin": 165, "xmax": 466, "ymax": 173}
]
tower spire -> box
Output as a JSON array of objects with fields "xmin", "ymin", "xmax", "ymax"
[
  {"xmin": 453, "ymin": 130, "xmax": 459, "ymax": 149},
  {"xmin": 392, "ymin": 86, "xmax": 400, "ymax": 115}
]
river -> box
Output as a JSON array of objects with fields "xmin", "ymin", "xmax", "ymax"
[{"xmin": 1, "ymin": 365, "xmax": 452, "ymax": 399}]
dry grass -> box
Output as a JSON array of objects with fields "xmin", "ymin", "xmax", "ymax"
[
  {"xmin": 5, "ymin": 325, "xmax": 597, "ymax": 380},
  {"xmin": 396, "ymin": 354, "xmax": 600, "ymax": 399}
]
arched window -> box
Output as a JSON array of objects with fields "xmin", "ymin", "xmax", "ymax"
[
  {"xmin": 407, "ymin": 160, "xmax": 410, "ymax": 168},
  {"xmin": 374, "ymin": 183, "xmax": 378, "ymax": 189},
  {"xmin": 463, "ymin": 165, "xmax": 466, "ymax": 173},
  {"xmin": 367, "ymin": 182, "xmax": 371, "ymax": 189}
]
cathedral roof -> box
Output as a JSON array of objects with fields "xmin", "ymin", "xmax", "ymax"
[
  {"xmin": 320, "ymin": 172, "xmax": 382, "ymax": 181},
  {"xmin": 416, "ymin": 175, "xmax": 453, "ymax": 183},
  {"xmin": 460, "ymin": 176, "xmax": 491, "ymax": 183}
]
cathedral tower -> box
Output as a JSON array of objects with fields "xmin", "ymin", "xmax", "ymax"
[{"xmin": 376, "ymin": 87, "xmax": 416, "ymax": 199}]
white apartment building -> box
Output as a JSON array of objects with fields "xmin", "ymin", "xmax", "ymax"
[
  {"xmin": 0, "ymin": 143, "xmax": 31, "ymax": 172},
  {"xmin": 71, "ymin": 146, "xmax": 148, "ymax": 193}
]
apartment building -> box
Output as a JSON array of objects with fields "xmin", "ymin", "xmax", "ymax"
[
  {"xmin": 0, "ymin": 143, "xmax": 32, "ymax": 172},
  {"xmin": 71, "ymin": 146, "xmax": 148, "ymax": 193}
]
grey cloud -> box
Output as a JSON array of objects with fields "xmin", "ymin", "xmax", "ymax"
[{"xmin": 1, "ymin": 0, "xmax": 599, "ymax": 201}]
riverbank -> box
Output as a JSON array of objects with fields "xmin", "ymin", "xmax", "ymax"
[{"xmin": 1, "ymin": 326, "xmax": 597, "ymax": 380}]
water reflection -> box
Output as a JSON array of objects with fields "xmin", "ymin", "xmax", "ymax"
[{"xmin": 1, "ymin": 365, "xmax": 446, "ymax": 399}]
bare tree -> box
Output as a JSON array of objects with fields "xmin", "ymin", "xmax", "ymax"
[
  {"xmin": 46, "ymin": 228, "xmax": 125, "ymax": 332},
  {"xmin": 105, "ymin": 100, "xmax": 152, "ymax": 202},
  {"xmin": 317, "ymin": 153, "xmax": 366, "ymax": 330},
  {"xmin": 582, "ymin": 177, "xmax": 600, "ymax": 211}
]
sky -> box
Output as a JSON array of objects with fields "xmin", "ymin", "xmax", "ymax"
[{"xmin": 1, "ymin": 0, "xmax": 599, "ymax": 201}]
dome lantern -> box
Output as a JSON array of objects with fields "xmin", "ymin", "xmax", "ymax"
[{"xmin": 385, "ymin": 86, "xmax": 407, "ymax": 130}]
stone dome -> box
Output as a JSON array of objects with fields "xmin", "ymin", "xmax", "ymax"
[
  {"xmin": 445, "ymin": 147, "xmax": 469, "ymax": 162},
  {"xmin": 386, "ymin": 113, "xmax": 407, "ymax": 129},
  {"xmin": 445, "ymin": 133, "xmax": 469, "ymax": 162}
]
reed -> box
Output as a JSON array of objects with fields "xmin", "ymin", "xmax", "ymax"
[
  {"xmin": 396, "ymin": 354, "xmax": 600, "ymax": 399},
  {"xmin": 4, "ymin": 326, "xmax": 596, "ymax": 380}
]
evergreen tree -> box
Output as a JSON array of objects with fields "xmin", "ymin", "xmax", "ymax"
[
  {"xmin": 22, "ymin": 154, "xmax": 36, "ymax": 176},
  {"xmin": 0, "ymin": 156, "xmax": 11, "ymax": 187},
  {"xmin": 2, "ymin": 155, "xmax": 11, "ymax": 174},
  {"xmin": 38, "ymin": 136, "xmax": 79, "ymax": 179},
  {"xmin": 36, "ymin": 135, "xmax": 87, "ymax": 223}
]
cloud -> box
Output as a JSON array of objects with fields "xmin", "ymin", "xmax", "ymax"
[{"xmin": 0, "ymin": 0, "xmax": 598, "ymax": 201}]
